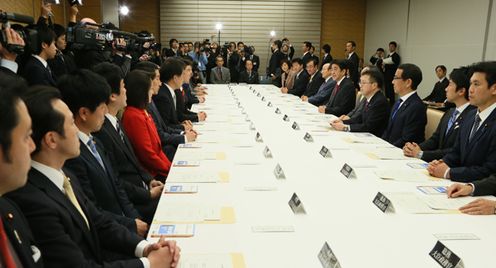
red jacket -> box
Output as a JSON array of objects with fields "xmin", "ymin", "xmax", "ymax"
[{"xmin": 122, "ymin": 106, "xmax": 171, "ymax": 179}]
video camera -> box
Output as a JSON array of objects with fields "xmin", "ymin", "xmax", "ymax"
[
  {"xmin": 0, "ymin": 11, "xmax": 36, "ymax": 55},
  {"xmin": 66, "ymin": 21, "xmax": 137, "ymax": 51}
]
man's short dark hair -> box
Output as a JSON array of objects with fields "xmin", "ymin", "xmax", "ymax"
[
  {"xmin": 134, "ymin": 61, "xmax": 159, "ymax": 79},
  {"xmin": 469, "ymin": 61, "xmax": 496, "ymax": 88},
  {"xmin": 0, "ymin": 76, "xmax": 28, "ymax": 161},
  {"xmin": 280, "ymin": 59, "xmax": 290, "ymax": 68},
  {"xmin": 23, "ymin": 86, "xmax": 65, "ymax": 155},
  {"xmin": 398, "ymin": 63, "xmax": 423, "ymax": 90},
  {"xmin": 377, "ymin": 48, "xmax": 385, "ymax": 52},
  {"xmin": 362, "ymin": 69, "xmax": 384, "ymax": 89},
  {"xmin": 160, "ymin": 58, "xmax": 186, "ymax": 83},
  {"xmin": 52, "ymin": 24, "xmax": 66, "ymax": 38},
  {"xmin": 303, "ymin": 41, "xmax": 312, "ymax": 49},
  {"xmin": 347, "ymin": 41, "xmax": 356, "ymax": 48},
  {"xmin": 125, "ymin": 70, "xmax": 151, "ymax": 109},
  {"xmin": 322, "ymin": 44, "xmax": 331, "ymax": 54},
  {"xmin": 57, "ymin": 69, "xmax": 110, "ymax": 116},
  {"xmin": 273, "ymin": 40, "xmax": 282, "ymax": 49},
  {"xmin": 307, "ymin": 58, "xmax": 318, "ymax": 68},
  {"xmin": 450, "ymin": 67, "xmax": 470, "ymax": 100},
  {"xmin": 291, "ymin": 58, "xmax": 304, "ymax": 66},
  {"xmin": 282, "ymin": 38, "xmax": 289, "ymax": 42},
  {"xmin": 35, "ymin": 27, "xmax": 56, "ymax": 55},
  {"xmin": 92, "ymin": 62, "xmax": 123, "ymax": 95},
  {"xmin": 389, "ymin": 41, "xmax": 397, "ymax": 47},
  {"xmin": 436, "ymin": 65, "xmax": 447, "ymax": 73},
  {"xmin": 169, "ymin": 38, "xmax": 178, "ymax": 47},
  {"xmin": 181, "ymin": 58, "xmax": 193, "ymax": 67},
  {"xmin": 331, "ymin": 60, "xmax": 349, "ymax": 71}
]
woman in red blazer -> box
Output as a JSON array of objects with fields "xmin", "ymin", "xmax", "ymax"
[{"xmin": 122, "ymin": 70, "xmax": 171, "ymax": 180}]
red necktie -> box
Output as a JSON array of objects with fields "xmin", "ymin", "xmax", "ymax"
[
  {"xmin": 332, "ymin": 84, "xmax": 340, "ymax": 97},
  {"xmin": 0, "ymin": 219, "xmax": 16, "ymax": 268}
]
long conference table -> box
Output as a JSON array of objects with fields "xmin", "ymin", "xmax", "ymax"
[{"xmin": 148, "ymin": 84, "xmax": 496, "ymax": 268}]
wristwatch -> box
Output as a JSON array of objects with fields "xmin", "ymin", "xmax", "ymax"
[{"xmin": 343, "ymin": 125, "xmax": 350, "ymax": 132}]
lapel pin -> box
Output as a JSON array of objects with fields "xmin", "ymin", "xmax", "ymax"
[{"xmin": 7, "ymin": 213, "xmax": 13, "ymax": 220}]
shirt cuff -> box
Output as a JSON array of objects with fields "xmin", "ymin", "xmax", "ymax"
[
  {"xmin": 416, "ymin": 151, "xmax": 423, "ymax": 159},
  {"xmin": 443, "ymin": 168, "xmax": 451, "ymax": 179},
  {"xmin": 344, "ymin": 124, "xmax": 351, "ymax": 132},
  {"xmin": 468, "ymin": 183, "xmax": 475, "ymax": 196},
  {"xmin": 140, "ymin": 257, "xmax": 150, "ymax": 268},
  {"xmin": 135, "ymin": 240, "xmax": 151, "ymax": 257}
]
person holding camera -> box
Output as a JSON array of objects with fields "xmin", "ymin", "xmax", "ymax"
[
  {"xmin": 187, "ymin": 41, "xmax": 208, "ymax": 82},
  {"xmin": 0, "ymin": 25, "xmax": 25, "ymax": 75}
]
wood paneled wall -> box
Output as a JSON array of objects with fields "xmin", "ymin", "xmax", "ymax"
[{"xmin": 119, "ymin": 0, "xmax": 160, "ymax": 40}]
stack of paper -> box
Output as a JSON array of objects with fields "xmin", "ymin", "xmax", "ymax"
[{"xmin": 375, "ymin": 169, "xmax": 431, "ymax": 182}]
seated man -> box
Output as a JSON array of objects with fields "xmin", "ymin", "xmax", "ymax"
[
  {"xmin": 238, "ymin": 59, "xmax": 259, "ymax": 84},
  {"xmin": 92, "ymin": 62, "xmax": 164, "ymax": 223},
  {"xmin": 210, "ymin": 56, "xmax": 230, "ymax": 84},
  {"xmin": 448, "ymin": 175, "xmax": 496, "ymax": 215},
  {"xmin": 301, "ymin": 58, "xmax": 324, "ymax": 100},
  {"xmin": 423, "ymin": 65, "xmax": 449, "ymax": 103},
  {"xmin": 318, "ymin": 60, "xmax": 356, "ymax": 116},
  {"xmin": 403, "ymin": 67, "xmax": 475, "ymax": 162},
  {"xmin": 281, "ymin": 58, "xmax": 309, "ymax": 97},
  {"xmin": 7, "ymin": 86, "xmax": 179, "ymax": 267},
  {"xmin": 175, "ymin": 59, "xmax": 207, "ymax": 123},
  {"xmin": 330, "ymin": 68, "xmax": 390, "ymax": 137},
  {"xmin": 428, "ymin": 61, "xmax": 496, "ymax": 182},
  {"xmin": 381, "ymin": 63, "xmax": 426, "ymax": 148},
  {"xmin": 307, "ymin": 63, "xmax": 336, "ymax": 106},
  {"xmin": 0, "ymin": 76, "xmax": 43, "ymax": 267},
  {"xmin": 58, "ymin": 70, "xmax": 147, "ymax": 236}
]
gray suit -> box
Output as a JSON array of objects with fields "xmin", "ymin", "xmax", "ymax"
[{"xmin": 210, "ymin": 66, "xmax": 231, "ymax": 84}]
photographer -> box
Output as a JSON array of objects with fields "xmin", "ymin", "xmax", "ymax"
[
  {"xmin": 0, "ymin": 25, "xmax": 25, "ymax": 75},
  {"xmin": 187, "ymin": 41, "xmax": 208, "ymax": 81},
  {"xmin": 72, "ymin": 17, "xmax": 111, "ymax": 69},
  {"xmin": 206, "ymin": 41, "xmax": 219, "ymax": 83}
]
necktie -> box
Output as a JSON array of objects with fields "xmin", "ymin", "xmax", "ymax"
[
  {"xmin": 116, "ymin": 120, "xmax": 125, "ymax": 142},
  {"xmin": 63, "ymin": 175, "xmax": 90, "ymax": 229},
  {"xmin": 87, "ymin": 137, "xmax": 106, "ymax": 171},
  {"xmin": 469, "ymin": 114, "xmax": 482, "ymax": 141},
  {"xmin": 364, "ymin": 100, "xmax": 370, "ymax": 112},
  {"xmin": 390, "ymin": 98, "xmax": 404, "ymax": 120},
  {"xmin": 331, "ymin": 84, "xmax": 340, "ymax": 97},
  {"xmin": 0, "ymin": 219, "xmax": 16, "ymax": 268},
  {"xmin": 218, "ymin": 67, "xmax": 222, "ymax": 80},
  {"xmin": 445, "ymin": 110, "xmax": 459, "ymax": 136}
]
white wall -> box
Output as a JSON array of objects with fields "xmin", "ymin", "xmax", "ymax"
[{"xmin": 365, "ymin": 0, "xmax": 495, "ymax": 98}]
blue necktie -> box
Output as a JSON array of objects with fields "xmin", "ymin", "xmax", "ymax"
[
  {"xmin": 445, "ymin": 110, "xmax": 459, "ymax": 136},
  {"xmin": 390, "ymin": 98, "xmax": 403, "ymax": 120},
  {"xmin": 87, "ymin": 137, "xmax": 106, "ymax": 171},
  {"xmin": 469, "ymin": 114, "xmax": 481, "ymax": 141}
]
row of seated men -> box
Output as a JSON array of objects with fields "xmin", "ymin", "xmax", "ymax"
[
  {"xmin": 277, "ymin": 58, "xmax": 496, "ymax": 214},
  {"xmin": 0, "ymin": 30, "xmax": 214, "ymax": 264}
]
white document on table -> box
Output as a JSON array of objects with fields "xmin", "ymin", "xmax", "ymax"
[
  {"xmin": 167, "ymin": 171, "xmax": 219, "ymax": 183},
  {"xmin": 372, "ymin": 148, "xmax": 410, "ymax": 160},
  {"xmin": 344, "ymin": 136, "xmax": 385, "ymax": 144},
  {"xmin": 422, "ymin": 195, "xmax": 496, "ymax": 210},
  {"xmin": 375, "ymin": 169, "xmax": 430, "ymax": 182},
  {"xmin": 384, "ymin": 192, "xmax": 436, "ymax": 214},
  {"xmin": 178, "ymin": 254, "xmax": 233, "ymax": 268},
  {"xmin": 161, "ymin": 204, "xmax": 221, "ymax": 222}
]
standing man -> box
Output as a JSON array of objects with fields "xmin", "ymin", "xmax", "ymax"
[
  {"xmin": 301, "ymin": 41, "xmax": 312, "ymax": 66},
  {"xmin": 383, "ymin": 41, "xmax": 401, "ymax": 106},
  {"xmin": 345, "ymin": 41, "xmax": 360, "ymax": 88},
  {"xmin": 424, "ymin": 65, "xmax": 449, "ymax": 103}
]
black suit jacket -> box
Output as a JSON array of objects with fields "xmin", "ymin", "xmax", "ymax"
[
  {"xmin": 473, "ymin": 174, "xmax": 496, "ymax": 196},
  {"xmin": 382, "ymin": 92, "xmax": 427, "ymax": 147},
  {"xmin": 288, "ymin": 70, "xmax": 310, "ymax": 97},
  {"xmin": 248, "ymin": 54, "xmax": 260, "ymax": 72},
  {"xmin": 347, "ymin": 52, "xmax": 360, "ymax": 86},
  {"xmin": 239, "ymin": 70, "xmax": 259, "ymax": 84},
  {"xmin": 153, "ymin": 84, "xmax": 185, "ymax": 130},
  {"xmin": 64, "ymin": 139, "xmax": 140, "ymax": 232},
  {"xmin": 443, "ymin": 108, "xmax": 496, "ymax": 182},
  {"xmin": 325, "ymin": 77, "xmax": 356, "ymax": 116},
  {"xmin": 301, "ymin": 52, "xmax": 312, "ymax": 65},
  {"xmin": 303, "ymin": 72, "xmax": 324, "ymax": 97},
  {"xmin": 6, "ymin": 169, "xmax": 143, "ymax": 267},
  {"xmin": 21, "ymin": 56, "xmax": 56, "ymax": 87},
  {"xmin": 47, "ymin": 51, "xmax": 77, "ymax": 82},
  {"xmin": 93, "ymin": 118, "xmax": 157, "ymax": 221},
  {"xmin": 419, "ymin": 105, "xmax": 476, "ymax": 162},
  {"xmin": 0, "ymin": 197, "xmax": 43, "ymax": 267},
  {"xmin": 320, "ymin": 54, "xmax": 333, "ymax": 70},
  {"xmin": 175, "ymin": 89, "xmax": 198, "ymax": 123},
  {"xmin": 268, "ymin": 49, "xmax": 284, "ymax": 76},
  {"xmin": 147, "ymin": 101, "xmax": 185, "ymax": 144},
  {"xmin": 344, "ymin": 90, "xmax": 390, "ymax": 137},
  {"xmin": 424, "ymin": 78, "xmax": 449, "ymax": 103}
]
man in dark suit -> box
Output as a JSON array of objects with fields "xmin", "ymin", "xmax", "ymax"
[
  {"xmin": 165, "ymin": 38, "xmax": 179, "ymax": 58},
  {"xmin": 345, "ymin": 41, "xmax": 360, "ymax": 88},
  {"xmin": 301, "ymin": 41, "xmax": 312, "ymax": 66},
  {"xmin": 57, "ymin": 70, "xmax": 147, "ymax": 236},
  {"xmin": 318, "ymin": 60, "xmax": 356, "ymax": 116},
  {"xmin": 447, "ymin": 174, "xmax": 496, "ymax": 215},
  {"xmin": 331, "ymin": 68, "xmax": 390, "ymax": 137},
  {"xmin": 281, "ymin": 58, "xmax": 309, "ymax": 97},
  {"xmin": 247, "ymin": 46, "xmax": 260, "ymax": 72},
  {"xmin": 382, "ymin": 63, "xmax": 427, "ymax": 148},
  {"xmin": 404, "ymin": 67, "xmax": 475, "ymax": 162},
  {"xmin": 369, "ymin": 48, "xmax": 385, "ymax": 72},
  {"xmin": 21, "ymin": 27, "xmax": 57, "ymax": 86},
  {"xmin": 383, "ymin": 41, "xmax": 401, "ymax": 106},
  {"xmin": 210, "ymin": 56, "xmax": 231, "ymax": 84},
  {"xmin": 428, "ymin": 61, "xmax": 496, "ymax": 182},
  {"xmin": 268, "ymin": 40, "xmax": 285, "ymax": 81},
  {"xmin": 7, "ymin": 86, "xmax": 179, "ymax": 267},
  {"xmin": 320, "ymin": 44, "xmax": 333, "ymax": 71},
  {"xmin": 423, "ymin": 65, "xmax": 449, "ymax": 103},
  {"xmin": 282, "ymin": 38, "xmax": 295, "ymax": 60},
  {"xmin": 301, "ymin": 58, "xmax": 324, "ymax": 100},
  {"xmin": 92, "ymin": 63, "xmax": 164, "ymax": 223},
  {"xmin": 0, "ymin": 76, "xmax": 43, "ymax": 267},
  {"xmin": 307, "ymin": 63, "xmax": 336, "ymax": 106},
  {"xmin": 239, "ymin": 59, "xmax": 260, "ymax": 84}
]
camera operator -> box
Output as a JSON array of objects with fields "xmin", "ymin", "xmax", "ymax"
[
  {"xmin": 187, "ymin": 41, "xmax": 208, "ymax": 82},
  {"xmin": 225, "ymin": 41, "xmax": 240, "ymax": 83},
  {"xmin": 0, "ymin": 25, "xmax": 25, "ymax": 76},
  {"xmin": 247, "ymin": 46, "xmax": 260, "ymax": 72},
  {"xmin": 20, "ymin": 26, "xmax": 57, "ymax": 86},
  {"xmin": 72, "ymin": 17, "xmax": 111, "ymax": 69},
  {"xmin": 206, "ymin": 41, "xmax": 219, "ymax": 83}
]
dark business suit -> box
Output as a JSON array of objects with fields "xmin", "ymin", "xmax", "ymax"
[
  {"xmin": 21, "ymin": 56, "xmax": 56, "ymax": 87},
  {"xmin": 93, "ymin": 118, "xmax": 158, "ymax": 222},
  {"xmin": 248, "ymin": 54, "xmax": 260, "ymax": 72},
  {"xmin": 382, "ymin": 92, "xmax": 427, "ymax": 148},
  {"xmin": 6, "ymin": 168, "xmax": 143, "ymax": 267},
  {"xmin": 268, "ymin": 49, "xmax": 285, "ymax": 77},
  {"xmin": 64, "ymin": 139, "xmax": 140, "ymax": 232},
  {"xmin": 424, "ymin": 78, "xmax": 449, "ymax": 103},
  {"xmin": 320, "ymin": 54, "xmax": 333, "ymax": 70},
  {"xmin": 443, "ymin": 108, "xmax": 496, "ymax": 182},
  {"xmin": 175, "ymin": 89, "xmax": 198, "ymax": 123},
  {"xmin": 419, "ymin": 105, "xmax": 476, "ymax": 162},
  {"xmin": 153, "ymin": 84, "xmax": 185, "ymax": 130},
  {"xmin": 383, "ymin": 52, "xmax": 401, "ymax": 106},
  {"xmin": 347, "ymin": 52, "xmax": 360, "ymax": 87},
  {"xmin": 0, "ymin": 197, "xmax": 43, "ymax": 267},
  {"xmin": 308, "ymin": 78, "xmax": 336, "ymax": 106},
  {"xmin": 47, "ymin": 51, "xmax": 77, "ymax": 82},
  {"xmin": 301, "ymin": 52, "xmax": 312, "ymax": 66},
  {"xmin": 347, "ymin": 97, "xmax": 366, "ymax": 121},
  {"xmin": 148, "ymin": 101, "xmax": 183, "ymax": 160},
  {"xmin": 239, "ymin": 70, "xmax": 259, "ymax": 84},
  {"xmin": 324, "ymin": 77, "xmax": 356, "ymax": 116},
  {"xmin": 344, "ymin": 90, "xmax": 390, "ymax": 137},
  {"xmin": 184, "ymin": 83, "xmax": 199, "ymax": 109},
  {"xmin": 472, "ymin": 174, "xmax": 496, "ymax": 196},
  {"xmin": 302, "ymin": 72, "xmax": 324, "ymax": 97},
  {"xmin": 288, "ymin": 70, "xmax": 310, "ymax": 97}
]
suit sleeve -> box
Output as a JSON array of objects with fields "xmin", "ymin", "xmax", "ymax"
[
  {"xmin": 448, "ymin": 137, "xmax": 496, "ymax": 182},
  {"xmin": 347, "ymin": 98, "xmax": 389, "ymax": 134},
  {"xmin": 325, "ymin": 83, "xmax": 356, "ymax": 116},
  {"xmin": 391, "ymin": 102, "xmax": 427, "ymax": 147},
  {"xmin": 472, "ymin": 174, "xmax": 496, "ymax": 196}
]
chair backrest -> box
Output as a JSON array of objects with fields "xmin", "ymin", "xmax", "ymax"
[{"xmin": 425, "ymin": 108, "xmax": 445, "ymax": 139}]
